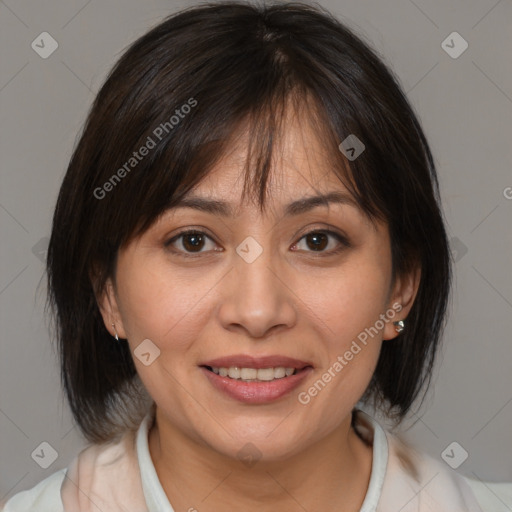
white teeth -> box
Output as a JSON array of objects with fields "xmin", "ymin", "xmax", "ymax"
[
  {"xmin": 274, "ymin": 367, "xmax": 286, "ymax": 378},
  {"xmin": 256, "ymin": 368, "xmax": 275, "ymax": 381},
  {"xmin": 228, "ymin": 367, "xmax": 240, "ymax": 379},
  {"xmin": 210, "ymin": 366, "xmax": 297, "ymax": 381},
  {"xmin": 240, "ymin": 368, "xmax": 258, "ymax": 380}
]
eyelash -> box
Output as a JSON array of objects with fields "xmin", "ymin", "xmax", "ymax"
[{"xmin": 164, "ymin": 227, "xmax": 351, "ymax": 258}]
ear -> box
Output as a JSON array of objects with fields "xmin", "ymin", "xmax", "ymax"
[
  {"xmin": 96, "ymin": 277, "xmax": 128, "ymax": 340},
  {"xmin": 383, "ymin": 264, "xmax": 421, "ymax": 341}
]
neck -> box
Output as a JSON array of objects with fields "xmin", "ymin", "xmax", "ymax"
[{"xmin": 148, "ymin": 408, "xmax": 373, "ymax": 512}]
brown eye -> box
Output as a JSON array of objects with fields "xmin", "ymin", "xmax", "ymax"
[
  {"xmin": 292, "ymin": 229, "xmax": 350, "ymax": 255},
  {"xmin": 181, "ymin": 232, "xmax": 206, "ymax": 252},
  {"xmin": 166, "ymin": 230, "xmax": 218, "ymax": 256},
  {"xmin": 305, "ymin": 232, "xmax": 328, "ymax": 251}
]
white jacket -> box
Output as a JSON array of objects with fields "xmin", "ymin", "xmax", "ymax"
[{"xmin": 2, "ymin": 407, "xmax": 511, "ymax": 511}]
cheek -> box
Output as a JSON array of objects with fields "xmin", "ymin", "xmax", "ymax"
[
  {"xmin": 294, "ymin": 265, "xmax": 386, "ymax": 418},
  {"xmin": 291, "ymin": 251, "xmax": 390, "ymax": 407},
  {"xmin": 115, "ymin": 257, "xmax": 217, "ymax": 350},
  {"xmin": 298, "ymin": 259, "xmax": 391, "ymax": 347}
]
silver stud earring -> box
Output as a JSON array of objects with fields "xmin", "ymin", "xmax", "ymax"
[
  {"xmin": 393, "ymin": 320, "xmax": 405, "ymax": 333},
  {"xmin": 112, "ymin": 323, "xmax": 119, "ymax": 341}
]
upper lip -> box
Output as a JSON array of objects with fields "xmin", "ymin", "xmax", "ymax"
[{"xmin": 200, "ymin": 354, "xmax": 313, "ymax": 370}]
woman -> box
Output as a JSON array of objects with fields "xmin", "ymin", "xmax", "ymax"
[{"xmin": 2, "ymin": 1, "xmax": 511, "ymax": 511}]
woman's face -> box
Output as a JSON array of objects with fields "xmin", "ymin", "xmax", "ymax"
[{"xmin": 99, "ymin": 110, "xmax": 419, "ymax": 462}]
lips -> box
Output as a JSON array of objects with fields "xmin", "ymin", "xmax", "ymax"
[
  {"xmin": 199, "ymin": 354, "xmax": 313, "ymax": 404},
  {"xmin": 200, "ymin": 354, "xmax": 312, "ymax": 370}
]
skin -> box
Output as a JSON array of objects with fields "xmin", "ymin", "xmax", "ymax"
[{"xmin": 98, "ymin": 105, "xmax": 420, "ymax": 512}]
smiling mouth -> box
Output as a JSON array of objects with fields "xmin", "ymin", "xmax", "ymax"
[{"xmin": 202, "ymin": 366, "xmax": 310, "ymax": 382}]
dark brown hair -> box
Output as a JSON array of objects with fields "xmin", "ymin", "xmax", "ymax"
[{"xmin": 46, "ymin": 0, "xmax": 452, "ymax": 444}]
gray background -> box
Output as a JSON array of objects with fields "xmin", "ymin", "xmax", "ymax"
[{"xmin": 1, "ymin": 0, "xmax": 511, "ymax": 502}]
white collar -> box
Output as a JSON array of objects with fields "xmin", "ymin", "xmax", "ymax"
[
  {"xmin": 136, "ymin": 407, "xmax": 389, "ymax": 512},
  {"xmin": 355, "ymin": 410, "xmax": 389, "ymax": 512}
]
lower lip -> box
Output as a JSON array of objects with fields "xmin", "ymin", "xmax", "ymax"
[{"xmin": 200, "ymin": 366, "xmax": 313, "ymax": 404}]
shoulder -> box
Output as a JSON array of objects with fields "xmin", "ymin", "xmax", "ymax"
[
  {"xmin": 0, "ymin": 468, "xmax": 67, "ymax": 512},
  {"xmin": 1, "ymin": 430, "xmax": 137, "ymax": 512},
  {"xmin": 60, "ymin": 428, "xmax": 147, "ymax": 510},
  {"xmin": 380, "ymin": 431, "xmax": 512, "ymax": 512},
  {"xmin": 462, "ymin": 475, "xmax": 512, "ymax": 512}
]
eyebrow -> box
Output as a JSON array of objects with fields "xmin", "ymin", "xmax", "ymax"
[{"xmin": 169, "ymin": 191, "xmax": 360, "ymax": 217}]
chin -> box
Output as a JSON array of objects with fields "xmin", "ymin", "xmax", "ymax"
[{"xmin": 201, "ymin": 422, "xmax": 310, "ymax": 464}]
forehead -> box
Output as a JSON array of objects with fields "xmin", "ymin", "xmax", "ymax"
[{"xmin": 180, "ymin": 104, "xmax": 355, "ymax": 217}]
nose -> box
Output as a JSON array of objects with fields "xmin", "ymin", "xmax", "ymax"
[{"xmin": 217, "ymin": 239, "xmax": 297, "ymax": 339}]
